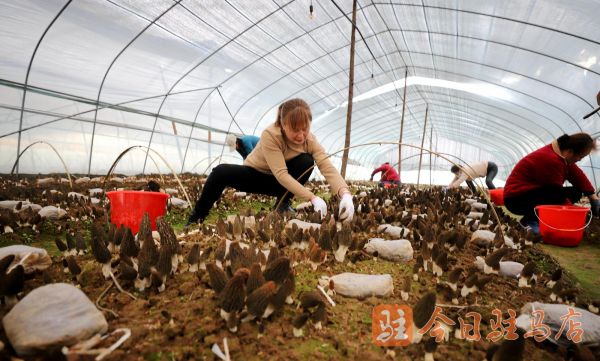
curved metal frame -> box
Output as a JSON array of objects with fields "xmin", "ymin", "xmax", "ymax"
[
  {"xmin": 306, "ymin": 63, "xmax": 584, "ymax": 146},
  {"xmin": 248, "ymin": 48, "xmax": 588, "ymax": 138},
  {"xmin": 11, "ymin": 140, "xmax": 73, "ymax": 188},
  {"xmin": 9, "ymin": 0, "xmax": 600, "ymax": 182},
  {"xmin": 88, "ymin": 1, "xmax": 182, "ymax": 175},
  {"xmin": 14, "ymin": 0, "xmax": 73, "ymax": 175},
  {"xmin": 142, "ymin": 0, "xmax": 297, "ymax": 173},
  {"xmin": 317, "ymin": 96, "xmax": 549, "ymax": 148},
  {"xmin": 327, "ymin": 110, "xmax": 530, "ymax": 161}
]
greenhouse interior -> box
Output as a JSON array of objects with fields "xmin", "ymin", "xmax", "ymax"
[{"xmin": 1, "ymin": 0, "xmax": 600, "ymax": 360}]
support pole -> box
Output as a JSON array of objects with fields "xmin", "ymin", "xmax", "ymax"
[
  {"xmin": 429, "ymin": 126, "xmax": 433, "ymax": 186},
  {"xmin": 398, "ymin": 68, "xmax": 408, "ymax": 177},
  {"xmin": 416, "ymin": 106, "xmax": 428, "ymax": 187},
  {"xmin": 434, "ymin": 133, "xmax": 439, "ymax": 179},
  {"xmin": 340, "ymin": 0, "xmax": 357, "ymax": 178}
]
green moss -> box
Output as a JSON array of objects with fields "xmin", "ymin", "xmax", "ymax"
[
  {"xmin": 294, "ymin": 264, "xmax": 320, "ymax": 293},
  {"xmin": 163, "ymin": 209, "xmax": 188, "ymax": 232},
  {"xmin": 541, "ymin": 242, "xmax": 600, "ymax": 299},
  {"xmin": 144, "ymin": 352, "xmax": 175, "ymax": 361},
  {"xmin": 203, "ymin": 198, "xmax": 271, "ymax": 225},
  {"xmin": 0, "ymin": 227, "xmax": 63, "ymax": 257},
  {"xmin": 499, "ymin": 205, "xmax": 600, "ymax": 298},
  {"xmin": 293, "ymin": 338, "xmax": 338, "ymax": 358}
]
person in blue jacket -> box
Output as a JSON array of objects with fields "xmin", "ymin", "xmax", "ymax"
[{"xmin": 226, "ymin": 134, "xmax": 260, "ymax": 159}]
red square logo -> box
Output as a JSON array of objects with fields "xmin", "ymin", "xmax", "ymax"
[{"xmin": 372, "ymin": 304, "xmax": 413, "ymax": 346}]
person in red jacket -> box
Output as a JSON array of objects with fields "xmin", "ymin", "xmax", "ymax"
[
  {"xmin": 370, "ymin": 162, "xmax": 400, "ymax": 187},
  {"xmin": 504, "ymin": 133, "xmax": 600, "ymax": 234}
]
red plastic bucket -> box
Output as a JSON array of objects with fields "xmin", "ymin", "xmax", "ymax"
[
  {"xmin": 106, "ymin": 191, "xmax": 170, "ymax": 234},
  {"xmin": 489, "ymin": 188, "xmax": 504, "ymax": 205},
  {"xmin": 535, "ymin": 205, "xmax": 591, "ymax": 247}
]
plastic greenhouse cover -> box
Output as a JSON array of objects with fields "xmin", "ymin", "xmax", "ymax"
[{"xmin": 0, "ymin": 0, "xmax": 598, "ymax": 186}]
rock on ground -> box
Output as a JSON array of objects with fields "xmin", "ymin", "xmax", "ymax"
[{"xmin": 2, "ymin": 283, "xmax": 108, "ymax": 356}]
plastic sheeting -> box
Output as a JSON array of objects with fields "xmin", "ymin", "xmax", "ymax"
[{"xmin": 0, "ymin": 0, "xmax": 599, "ymax": 185}]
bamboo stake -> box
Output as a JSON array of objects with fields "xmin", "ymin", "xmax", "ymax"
[
  {"xmin": 429, "ymin": 126, "xmax": 433, "ymax": 186},
  {"xmin": 340, "ymin": 0, "xmax": 358, "ymax": 178},
  {"xmin": 398, "ymin": 68, "xmax": 408, "ymax": 176},
  {"xmin": 416, "ymin": 106, "xmax": 428, "ymax": 187}
]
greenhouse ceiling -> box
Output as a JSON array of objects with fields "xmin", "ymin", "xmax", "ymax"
[{"xmin": 1, "ymin": 0, "xmax": 599, "ymax": 183}]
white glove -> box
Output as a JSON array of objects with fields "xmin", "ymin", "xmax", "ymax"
[
  {"xmin": 311, "ymin": 196, "xmax": 327, "ymax": 219},
  {"xmin": 338, "ymin": 193, "xmax": 354, "ymax": 223}
]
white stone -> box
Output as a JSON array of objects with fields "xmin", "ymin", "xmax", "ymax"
[
  {"xmin": 470, "ymin": 202, "xmax": 488, "ymax": 211},
  {"xmin": 68, "ymin": 192, "xmax": 87, "ymax": 200},
  {"xmin": 2, "ymin": 283, "xmax": 108, "ymax": 356},
  {"xmin": 169, "ymin": 197, "xmax": 189, "ymax": 208},
  {"xmin": 470, "ymin": 229, "xmax": 515, "ymax": 248},
  {"xmin": 319, "ymin": 273, "xmax": 394, "ymax": 298},
  {"xmin": 377, "ymin": 224, "xmax": 411, "ymax": 238},
  {"xmin": 467, "ymin": 211, "xmax": 484, "ymax": 219},
  {"xmin": 38, "ymin": 206, "xmax": 67, "ymax": 220},
  {"xmin": 517, "ymin": 303, "xmax": 600, "ymax": 346},
  {"xmin": 473, "ymin": 257, "xmax": 523, "ymax": 278},
  {"xmin": 36, "ymin": 178, "xmax": 54, "ymax": 185},
  {"xmin": 0, "ymin": 245, "xmax": 52, "ymax": 274},
  {"xmin": 88, "ymin": 188, "xmax": 103, "ymax": 196},
  {"xmin": 21, "ymin": 203, "xmax": 42, "ymax": 212},
  {"xmin": 74, "ymin": 177, "xmax": 90, "ymax": 184},
  {"xmin": 363, "ymin": 238, "xmax": 414, "ymax": 262},
  {"xmin": 0, "ymin": 200, "xmax": 32, "ymax": 211}
]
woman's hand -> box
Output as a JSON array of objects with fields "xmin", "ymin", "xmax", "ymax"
[
  {"xmin": 311, "ymin": 196, "xmax": 327, "ymax": 219},
  {"xmin": 338, "ymin": 193, "xmax": 354, "ymax": 223}
]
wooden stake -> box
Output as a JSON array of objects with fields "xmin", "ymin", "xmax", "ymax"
[
  {"xmin": 416, "ymin": 106, "xmax": 428, "ymax": 187},
  {"xmin": 340, "ymin": 0, "xmax": 357, "ymax": 178},
  {"xmin": 398, "ymin": 68, "xmax": 408, "ymax": 176}
]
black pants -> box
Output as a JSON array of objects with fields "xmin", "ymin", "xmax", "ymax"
[
  {"xmin": 465, "ymin": 162, "xmax": 498, "ymax": 193},
  {"xmin": 188, "ymin": 153, "xmax": 314, "ymax": 223},
  {"xmin": 504, "ymin": 185, "xmax": 583, "ymax": 222}
]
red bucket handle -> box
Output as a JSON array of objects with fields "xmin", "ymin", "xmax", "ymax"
[{"xmin": 534, "ymin": 207, "xmax": 592, "ymax": 232}]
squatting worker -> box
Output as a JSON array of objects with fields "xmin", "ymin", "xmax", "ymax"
[
  {"xmin": 370, "ymin": 162, "xmax": 400, "ymax": 187},
  {"xmin": 504, "ymin": 133, "xmax": 600, "ymax": 234},
  {"xmin": 448, "ymin": 161, "xmax": 498, "ymax": 193},
  {"xmin": 186, "ymin": 98, "xmax": 354, "ymax": 226},
  {"xmin": 226, "ymin": 134, "xmax": 260, "ymax": 160}
]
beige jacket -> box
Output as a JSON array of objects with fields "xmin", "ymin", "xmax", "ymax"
[
  {"xmin": 244, "ymin": 123, "xmax": 348, "ymax": 200},
  {"xmin": 449, "ymin": 161, "xmax": 489, "ymax": 188}
]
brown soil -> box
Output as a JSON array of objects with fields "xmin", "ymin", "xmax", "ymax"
[{"xmin": 0, "ymin": 176, "xmax": 598, "ymax": 361}]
